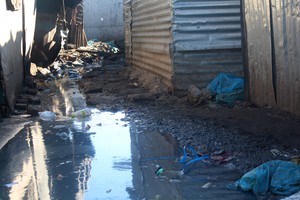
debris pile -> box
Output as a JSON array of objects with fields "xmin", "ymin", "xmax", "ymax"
[{"xmin": 30, "ymin": 40, "xmax": 121, "ymax": 80}]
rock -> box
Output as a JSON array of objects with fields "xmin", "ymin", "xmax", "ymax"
[{"xmin": 187, "ymin": 85, "xmax": 202, "ymax": 103}]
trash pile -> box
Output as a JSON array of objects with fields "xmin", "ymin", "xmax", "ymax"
[
  {"xmin": 31, "ymin": 40, "xmax": 121, "ymax": 80},
  {"xmin": 84, "ymin": 39, "xmax": 120, "ymax": 53}
]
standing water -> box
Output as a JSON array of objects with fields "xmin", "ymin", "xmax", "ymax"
[{"xmin": 0, "ymin": 77, "xmax": 256, "ymax": 199}]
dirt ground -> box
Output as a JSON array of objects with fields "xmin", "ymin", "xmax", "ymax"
[{"xmin": 31, "ymin": 52, "xmax": 300, "ymax": 174}]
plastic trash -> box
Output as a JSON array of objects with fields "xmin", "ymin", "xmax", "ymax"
[
  {"xmin": 155, "ymin": 166, "xmax": 184, "ymax": 180},
  {"xmin": 38, "ymin": 111, "xmax": 56, "ymax": 121},
  {"xmin": 180, "ymin": 145, "xmax": 210, "ymax": 171},
  {"xmin": 207, "ymin": 73, "xmax": 245, "ymax": 107},
  {"xmin": 4, "ymin": 182, "xmax": 18, "ymax": 188},
  {"xmin": 70, "ymin": 108, "xmax": 92, "ymax": 118},
  {"xmin": 229, "ymin": 160, "xmax": 300, "ymax": 196}
]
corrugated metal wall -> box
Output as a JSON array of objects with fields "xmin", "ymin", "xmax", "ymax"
[
  {"xmin": 83, "ymin": 0, "xmax": 124, "ymax": 43},
  {"xmin": 0, "ymin": 0, "xmax": 36, "ymax": 108},
  {"xmin": 273, "ymin": 1, "xmax": 300, "ymax": 115},
  {"xmin": 124, "ymin": 0, "xmax": 132, "ymax": 65},
  {"xmin": 244, "ymin": 1, "xmax": 277, "ymax": 107},
  {"xmin": 131, "ymin": 0, "xmax": 173, "ymax": 89},
  {"xmin": 172, "ymin": 0, "xmax": 244, "ymax": 90},
  {"xmin": 244, "ymin": 1, "xmax": 300, "ymax": 115}
]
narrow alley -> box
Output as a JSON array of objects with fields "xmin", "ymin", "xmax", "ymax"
[{"xmin": 1, "ymin": 0, "xmax": 300, "ymax": 199}]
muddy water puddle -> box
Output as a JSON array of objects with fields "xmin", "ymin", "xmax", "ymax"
[
  {"xmin": 0, "ymin": 109, "xmax": 256, "ymax": 200},
  {"xmin": 0, "ymin": 76, "xmax": 256, "ymax": 199}
]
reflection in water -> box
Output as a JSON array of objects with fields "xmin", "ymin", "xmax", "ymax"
[
  {"xmin": 0, "ymin": 116, "xmax": 96, "ymax": 199},
  {"xmin": 0, "ymin": 110, "xmax": 133, "ymax": 200},
  {"xmin": 0, "ymin": 109, "xmax": 256, "ymax": 199},
  {"xmin": 82, "ymin": 111, "xmax": 133, "ymax": 200}
]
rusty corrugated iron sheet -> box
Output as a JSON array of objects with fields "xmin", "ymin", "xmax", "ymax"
[
  {"xmin": 131, "ymin": 0, "xmax": 173, "ymax": 89},
  {"xmin": 244, "ymin": 1, "xmax": 276, "ymax": 107},
  {"xmin": 244, "ymin": 1, "xmax": 300, "ymax": 115},
  {"xmin": 272, "ymin": 1, "xmax": 300, "ymax": 115},
  {"xmin": 124, "ymin": 0, "xmax": 132, "ymax": 65},
  {"xmin": 172, "ymin": 0, "xmax": 244, "ymax": 90},
  {"xmin": 0, "ymin": 0, "xmax": 36, "ymax": 109}
]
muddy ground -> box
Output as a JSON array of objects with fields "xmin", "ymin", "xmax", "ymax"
[{"xmin": 33, "ymin": 53, "xmax": 300, "ymax": 174}]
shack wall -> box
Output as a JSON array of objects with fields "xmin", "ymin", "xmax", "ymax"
[
  {"xmin": 172, "ymin": 0, "xmax": 244, "ymax": 90},
  {"xmin": 244, "ymin": 0, "xmax": 300, "ymax": 115},
  {"xmin": 124, "ymin": 0, "xmax": 132, "ymax": 65},
  {"xmin": 130, "ymin": 0, "xmax": 173, "ymax": 89},
  {"xmin": 83, "ymin": 0, "xmax": 124, "ymax": 44},
  {"xmin": 0, "ymin": 0, "xmax": 36, "ymax": 109}
]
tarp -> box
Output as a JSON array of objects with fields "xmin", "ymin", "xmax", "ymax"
[
  {"xmin": 207, "ymin": 73, "xmax": 244, "ymax": 107},
  {"xmin": 230, "ymin": 160, "xmax": 300, "ymax": 196}
]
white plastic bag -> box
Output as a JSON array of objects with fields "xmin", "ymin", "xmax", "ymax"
[
  {"xmin": 70, "ymin": 108, "xmax": 92, "ymax": 118},
  {"xmin": 38, "ymin": 111, "xmax": 56, "ymax": 121}
]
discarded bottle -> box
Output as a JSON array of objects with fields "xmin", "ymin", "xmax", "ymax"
[
  {"xmin": 38, "ymin": 111, "xmax": 56, "ymax": 121},
  {"xmin": 70, "ymin": 108, "xmax": 92, "ymax": 118},
  {"xmin": 155, "ymin": 166, "xmax": 184, "ymax": 180}
]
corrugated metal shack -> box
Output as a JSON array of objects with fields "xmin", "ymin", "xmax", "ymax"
[
  {"xmin": 83, "ymin": 0, "xmax": 124, "ymax": 45},
  {"xmin": 0, "ymin": 0, "xmax": 83, "ymax": 112},
  {"xmin": 124, "ymin": 0, "xmax": 243, "ymax": 91},
  {"xmin": 32, "ymin": 0, "xmax": 85, "ymax": 67},
  {"xmin": 243, "ymin": 1, "xmax": 300, "ymax": 115},
  {"xmin": 0, "ymin": 0, "xmax": 36, "ymax": 110}
]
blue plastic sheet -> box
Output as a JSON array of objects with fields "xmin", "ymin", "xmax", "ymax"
[
  {"xmin": 230, "ymin": 160, "xmax": 300, "ymax": 196},
  {"xmin": 207, "ymin": 73, "xmax": 245, "ymax": 106}
]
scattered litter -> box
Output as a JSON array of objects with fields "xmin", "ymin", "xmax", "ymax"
[
  {"xmin": 4, "ymin": 182, "xmax": 18, "ymax": 188},
  {"xmin": 270, "ymin": 149, "xmax": 293, "ymax": 159},
  {"xmin": 57, "ymin": 174, "xmax": 64, "ymax": 181},
  {"xmin": 59, "ymin": 161, "xmax": 72, "ymax": 166},
  {"xmin": 229, "ymin": 160, "xmax": 300, "ymax": 196},
  {"xmin": 211, "ymin": 149, "xmax": 225, "ymax": 156},
  {"xmin": 56, "ymin": 132, "xmax": 69, "ymax": 140},
  {"xmin": 106, "ymin": 189, "xmax": 112, "ymax": 193},
  {"xmin": 38, "ymin": 111, "xmax": 56, "ymax": 121},
  {"xmin": 202, "ymin": 182, "xmax": 213, "ymax": 189},
  {"xmin": 155, "ymin": 166, "xmax": 184, "ymax": 180},
  {"xmin": 53, "ymin": 125, "xmax": 67, "ymax": 129},
  {"xmin": 85, "ymin": 124, "xmax": 91, "ymax": 130},
  {"xmin": 71, "ymin": 108, "xmax": 92, "ymax": 118},
  {"xmin": 207, "ymin": 73, "xmax": 244, "ymax": 107},
  {"xmin": 180, "ymin": 145, "xmax": 210, "ymax": 171},
  {"xmin": 155, "ymin": 167, "xmax": 164, "ymax": 177}
]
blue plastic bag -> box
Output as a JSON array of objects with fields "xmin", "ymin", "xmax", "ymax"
[
  {"xmin": 207, "ymin": 73, "xmax": 245, "ymax": 106},
  {"xmin": 230, "ymin": 160, "xmax": 300, "ymax": 196}
]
